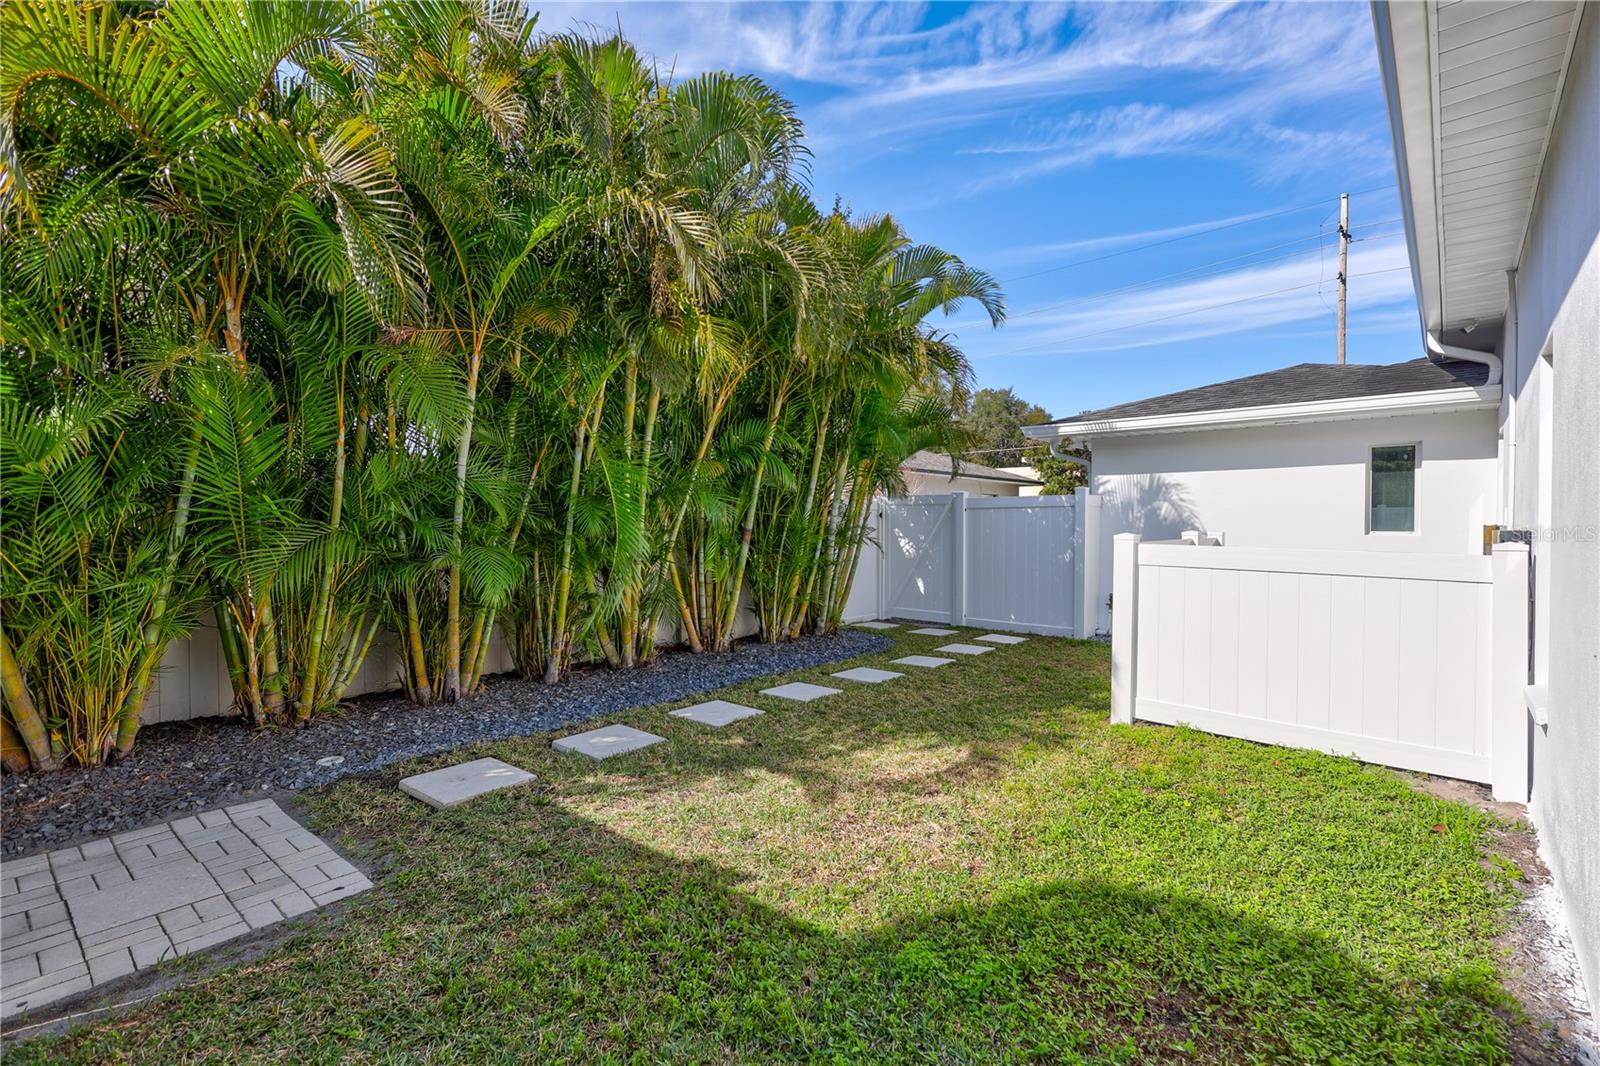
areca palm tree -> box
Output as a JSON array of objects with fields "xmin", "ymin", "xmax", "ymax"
[
  {"xmin": 3, "ymin": 0, "xmax": 420, "ymax": 756},
  {"xmin": 1, "ymin": 2, "xmax": 1005, "ymax": 772}
]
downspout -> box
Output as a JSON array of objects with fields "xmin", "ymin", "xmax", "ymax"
[
  {"xmin": 1501, "ymin": 269, "xmax": 1519, "ymax": 526},
  {"xmin": 1425, "ymin": 330, "xmax": 1502, "ymax": 387}
]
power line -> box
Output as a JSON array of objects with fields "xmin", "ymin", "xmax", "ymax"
[
  {"xmin": 995, "ymin": 266, "xmax": 1411, "ymax": 357},
  {"xmin": 1001, "ymin": 185, "xmax": 1394, "ymax": 284}
]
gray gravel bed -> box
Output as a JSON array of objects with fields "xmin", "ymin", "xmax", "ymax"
[{"xmin": 1, "ymin": 630, "xmax": 890, "ymax": 858}]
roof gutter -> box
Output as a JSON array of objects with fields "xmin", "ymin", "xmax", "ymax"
[
  {"xmin": 1371, "ymin": 0, "xmax": 1437, "ymax": 338},
  {"xmin": 1426, "ymin": 331, "xmax": 1501, "ymax": 387}
]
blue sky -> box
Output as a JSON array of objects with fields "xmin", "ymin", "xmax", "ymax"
[{"xmin": 534, "ymin": 1, "xmax": 1422, "ymax": 419}]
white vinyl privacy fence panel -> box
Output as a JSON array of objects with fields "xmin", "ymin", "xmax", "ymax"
[
  {"xmin": 1110, "ymin": 535, "xmax": 1533, "ymax": 800},
  {"xmin": 850, "ymin": 489, "xmax": 1101, "ymax": 637},
  {"xmin": 964, "ymin": 497, "xmax": 1079, "ymax": 635}
]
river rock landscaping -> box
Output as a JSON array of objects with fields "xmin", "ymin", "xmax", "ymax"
[{"xmin": 1, "ymin": 632, "xmax": 889, "ymax": 858}]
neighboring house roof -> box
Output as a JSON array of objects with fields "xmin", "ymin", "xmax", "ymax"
[
  {"xmin": 901, "ymin": 450, "xmax": 1041, "ymax": 485},
  {"xmin": 1025, "ymin": 357, "xmax": 1499, "ymax": 440}
]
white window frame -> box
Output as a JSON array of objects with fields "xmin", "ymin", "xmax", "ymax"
[{"xmin": 1366, "ymin": 440, "xmax": 1422, "ymax": 536}]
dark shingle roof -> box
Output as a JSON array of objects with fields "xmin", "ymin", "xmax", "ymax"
[
  {"xmin": 1049, "ymin": 357, "xmax": 1492, "ymax": 426},
  {"xmin": 901, "ymin": 450, "xmax": 1041, "ymax": 484}
]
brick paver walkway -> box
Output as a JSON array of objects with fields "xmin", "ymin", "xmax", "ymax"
[{"xmin": 2, "ymin": 800, "xmax": 370, "ymax": 1021}]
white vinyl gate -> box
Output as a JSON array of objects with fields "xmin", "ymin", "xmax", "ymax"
[
  {"xmin": 1109, "ymin": 534, "xmax": 1534, "ymax": 800},
  {"xmin": 845, "ymin": 490, "xmax": 1101, "ymax": 637}
]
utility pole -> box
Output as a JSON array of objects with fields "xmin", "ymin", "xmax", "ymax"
[{"xmin": 1336, "ymin": 192, "xmax": 1349, "ymax": 364}]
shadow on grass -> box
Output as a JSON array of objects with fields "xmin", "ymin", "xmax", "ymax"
[{"xmin": 20, "ymin": 788, "xmax": 1515, "ymax": 1065}]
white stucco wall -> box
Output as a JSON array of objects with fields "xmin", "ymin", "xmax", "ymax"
[
  {"xmin": 1500, "ymin": 8, "xmax": 1600, "ymax": 1021},
  {"xmin": 999, "ymin": 466, "xmax": 1046, "ymax": 496},
  {"xmin": 1087, "ymin": 409, "xmax": 1498, "ymax": 634}
]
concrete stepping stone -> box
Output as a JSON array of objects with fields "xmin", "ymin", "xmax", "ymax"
[
  {"xmin": 553, "ymin": 725, "xmax": 666, "ymax": 761},
  {"xmin": 853, "ymin": 621, "xmax": 899, "ymax": 630},
  {"xmin": 671, "ymin": 700, "xmax": 764, "ymax": 727},
  {"xmin": 761, "ymin": 681, "xmax": 842, "ymax": 702},
  {"xmin": 399, "ymin": 757, "xmax": 535, "ymax": 809},
  {"xmin": 976, "ymin": 633, "xmax": 1027, "ymax": 644},
  {"xmin": 936, "ymin": 643, "xmax": 994, "ymax": 656},
  {"xmin": 832, "ymin": 667, "xmax": 903, "ymax": 684},
  {"xmin": 892, "ymin": 655, "xmax": 955, "ymax": 668},
  {"xmin": 909, "ymin": 627, "xmax": 958, "ymax": 636}
]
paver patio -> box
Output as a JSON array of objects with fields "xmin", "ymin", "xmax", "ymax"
[{"xmin": 1, "ymin": 800, "xmax": 371, "ymax": 1021}]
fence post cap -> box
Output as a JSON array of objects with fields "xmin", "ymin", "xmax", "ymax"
[
  {"xmin": 1491, "ymin": 540, "xmax": 1530, "ymax": 555},
  {"xmin": 1113, "ymin": 532, "xmax": 1143, "ymax": 543}
]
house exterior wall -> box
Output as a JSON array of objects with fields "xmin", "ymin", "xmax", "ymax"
[
  {"xmin": 999, "ymin": 466, "xmax": 1046, "ymax": 496},
  {"xmin": 1498, "ymin": 9, "xmax": 1600, "ymax": 1020},
  {"xmin": 1087, "ymin": 409, "xmax": 1498, "ymax": 634},
  {"xmin": 900, "ymin": 471, "xmax": 1027, "ymax": 497}
]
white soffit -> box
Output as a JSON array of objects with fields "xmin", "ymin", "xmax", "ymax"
[{"xmin": 1381, "ymin": 1, "xmax": 1585, "ymax": 334}]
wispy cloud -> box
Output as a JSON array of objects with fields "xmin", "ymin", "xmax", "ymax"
[
  {"xmin": 966, "ymin": 235, "xmax": 1416, "ymax": 356},
  {"xmin": 978, "ymin": 206, "xmax": 1301, "ymax": 267},
  {"xmin": 533, "ymin": 2, "xmax": 1389, "ymax": 188}
]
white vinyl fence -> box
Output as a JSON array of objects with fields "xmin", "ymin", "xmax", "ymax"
[
  {"xmin": 845, "ymin": 489, "xmax": 1102, "ymax": 638},
  {"xmin": 1110, "ymin": 534, "xmax": 1533, "ymax": 800},
  {"xmin": 144, "ymin": 490, "xmax": 1092, "ymax": 725},
  {"xmin": 141, "ymin": 616, "xmax": 517, "ymax": 726}
]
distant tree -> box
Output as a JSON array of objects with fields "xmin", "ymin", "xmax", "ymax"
[
  {"xmin": 1023, "ymin": 442, "xmax": 1089, "ymax": 495},
  {"xmin": 958, "ymin": 387, "xmax": 1052, "ymax": 465}
]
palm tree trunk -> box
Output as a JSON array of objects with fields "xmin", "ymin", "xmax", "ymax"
[
  {"xmin": 297, "ymin": 374, "xmax": 348, "ymax": 722},
  {"xmin": 1, "ymin": 714, "xmax": 31, "ymax": 774},
  {"xmin": 800, "ymin": 453, "xmax": 851, "ymax": 636},
  {"xmin": 718, "ymin": 387, "xmax": 788, "ymax": 649},
  {"xmin": 827, "ymin": 470, "xmax": 876, "ymax": 632},
  {"xmin": 331, "ymin": 615, "xmax": 381, "ymax": 703},
  {"xmin": 216, "ymin": 605, "xmax": 249, "ymax": 712},
  {"xmin": 445, "ymin": 349, "xmax": 483, "ymax": 701},
  {"xmin": 462, "ymin": 609, "xmax": 487, "ymax": 692},
  {"xmin": 403, "ymin": 584, "xmax": 432, "ymax": 703},
  {"xmin": 259, "ymin": 590, "xmax": 283, "ymax": 719},
  {"xmin": 116, "ymin": 422, "xmax": 201, "ymax": 755},
  {"xmin": 629, "ymin": 385, "xmax": 661, "ymax": 662},
  {"xmin": 545, "ymin": 417, "xmax": 588, "ymax": 684},
  {"xmin": 663, "ymin": 389, "xmax": 732, "ymax": 652},
  {"xmin": 777, "ymin": 410, "xmax": 829, "ymax": 638},
  {"xmin": 0, "ymin": 628, "xmax": 60, "ymax": 771}
]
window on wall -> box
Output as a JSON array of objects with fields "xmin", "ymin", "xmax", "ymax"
[{"xmin": 1370, "ymin": 444, "xmax": 1417, "ymax": 532}]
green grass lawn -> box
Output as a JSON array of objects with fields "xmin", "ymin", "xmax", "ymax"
[{"xmin": 16, "ymin": 630, "xmax": 1530, "ymax": 1063}]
